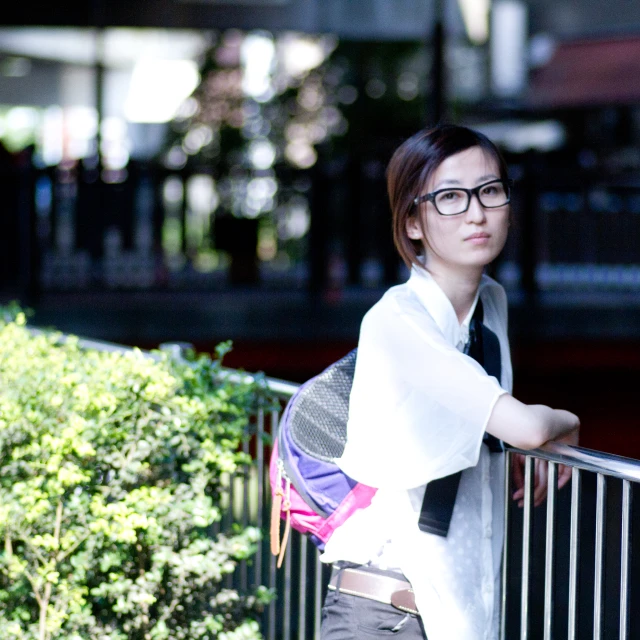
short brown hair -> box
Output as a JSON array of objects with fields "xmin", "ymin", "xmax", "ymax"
[{"xmin": 387, "ymin": 124, "xmax": 509, "ymax": 270}]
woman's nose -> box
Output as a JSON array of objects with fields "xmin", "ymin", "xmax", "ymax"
[{"xmin": 465, "ymin": 194, "xmax": 487, "ymax": 223}]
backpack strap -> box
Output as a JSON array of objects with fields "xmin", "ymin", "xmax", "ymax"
[
  {"xmin": 418, "ymin": 299, "xmax": 503, "ymax": 537},
  {"xmin": 277, "ymin": 477, "xmax": 292, "ymax": 568},
  {"xmin": 417, "ymin": 469, "xmax": 463, "ymax": 536},
  {"xmin": 270, "ymin": 461, "xmax": 284, "ymax": 557},
  {"xmin": 270, "ymin": 460, "xmax": 293, "ymax": 568}
]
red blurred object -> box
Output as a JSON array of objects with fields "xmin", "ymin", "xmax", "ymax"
[{"xmin": 529, "ymin": 36, "xmax": 640, "ymax": 107}]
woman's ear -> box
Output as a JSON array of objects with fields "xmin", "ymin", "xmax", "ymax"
[{"xmin": 406, "ymin": 215, "xmax": 424, "ymax": 241}]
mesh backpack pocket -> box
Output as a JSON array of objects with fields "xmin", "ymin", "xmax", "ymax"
[{"xmin": 269, "ymin": 350, "xmax": 377, "ymax": 565}]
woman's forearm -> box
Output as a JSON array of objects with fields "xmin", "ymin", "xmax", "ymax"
[{"xmin": 487, "ymin": 394, "xmax": 580, "ymax": 450}]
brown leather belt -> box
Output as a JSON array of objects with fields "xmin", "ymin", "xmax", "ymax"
[{"xmin": 328, "ymin": 566, "xmax": 419, "ymax": 615}]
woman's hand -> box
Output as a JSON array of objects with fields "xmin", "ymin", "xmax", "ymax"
[
  {"xmin": 512, "ymin": 455, "xmax": 548, "ymax": 508},
  {"xmin": 511, "ymin": 426, "xmax": 580, "ymax": 507},
  {"xmin": 553, "ymin": 427, "xmax": 580, "ymax": 493}
]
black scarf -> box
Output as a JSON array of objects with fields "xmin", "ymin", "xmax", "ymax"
[{"xmin": 418, "ymin": 299, "xmax": 503, "ymax": 537}]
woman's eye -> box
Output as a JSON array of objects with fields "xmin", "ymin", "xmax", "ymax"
[
  {"xmin": 440, "ymin": 191, "xmax": 460, "ymax": 201},
  {"xmin": 482, "ymin": 186, "xmax": 498, "ymax": 195}
]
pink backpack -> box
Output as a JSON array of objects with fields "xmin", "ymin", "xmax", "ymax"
[{"xmin": 269, "ymin": 350, "xmax": 377, "ymax": 566}]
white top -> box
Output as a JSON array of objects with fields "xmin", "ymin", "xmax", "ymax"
[{"xmin": 321, "ymin": 266, "xmax": 512, "ymax": 640}]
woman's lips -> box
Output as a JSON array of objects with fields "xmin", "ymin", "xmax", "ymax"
[{"xmin": 465, "ymin": 233, "xmax": 490, "ymax": 244}]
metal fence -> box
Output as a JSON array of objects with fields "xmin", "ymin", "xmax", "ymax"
[
  {"xmin": 41, "ymin": 333, "xmax": 640, "ymax": 639},
  {"xmin": 215, "ymin": 374, "xmax": 329, "ymax": 640},
  {"xmin": 246, "ymin": 398, "xmax": 640, "ymax": 639},
  {"xmin": 209, "ymin": 365, "xmax": 640, "ymax": 640},
  {"xmin": 502, "ymin": 442, "xmax": 640, "ymax": 640}
]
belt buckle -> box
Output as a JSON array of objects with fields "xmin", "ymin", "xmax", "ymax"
[{"xmin": 390, "ymin": 588, "xmax": 419, "ymax": 615}]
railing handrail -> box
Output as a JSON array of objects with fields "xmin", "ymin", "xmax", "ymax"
[{"xmin": 509, "ymin": 441, "xmax": 640, "ymax": 483}]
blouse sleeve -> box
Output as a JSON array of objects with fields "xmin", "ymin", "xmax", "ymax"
[{"xmin": 336, "ymin": 286, "xmax": 507, "ymax": 490}]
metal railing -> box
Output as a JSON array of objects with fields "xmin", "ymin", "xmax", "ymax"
[
  {"xmin": 259, "ymin": 420, "xmax": 640, "ymax": 640},
  {"xmin": 211, "ymin": 365, "xmax": 640, "ymax": 640},
  {"xmin": 35, "ymin": 331, "xmax": 640, "ymax": 639},
  {"xmin": 502, "ymin": 443, "xmax": 640, "ymax": 640}
]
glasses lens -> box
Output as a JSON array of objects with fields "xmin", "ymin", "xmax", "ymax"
[
  {"xmin": 434, "ymin": 189, "xmax": 468, "ymax": 215},
  {"xmin": 478, "ymin": 181, "xmax": 508, "ymax": 208}
]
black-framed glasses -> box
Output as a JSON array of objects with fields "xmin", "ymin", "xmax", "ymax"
[{"xmin": 413, "ymin": 179, "xmax": 512, "ymax": 216}]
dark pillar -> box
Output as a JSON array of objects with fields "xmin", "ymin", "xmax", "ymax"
[
  {"xmin": 520, "ymin": 151, "xmax": 538, "ymax": 301},
  {"xmin": 345, "ymin": 154, "xmax": 362, "ymax": 287},
  {"xmin": 308, "ymin": 162, "xmax": 330, "ymax": 294},
  {"xmin": 431, "ymin": 0, "xmax": 446, "ymax": 125},
  {"xmin": 214, "ymin": 215, "xmax": 259, "ymax": 286},
  {"xmin": 16, "ymin": 147, "xmax": 39, "ymax": 302}
]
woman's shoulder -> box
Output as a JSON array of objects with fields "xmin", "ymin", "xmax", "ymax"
[
  {"xmin": 364, "ymin": 281, "xmax": 431, "ymax": 324},
  {"xmin": 359, "ymin": 281, "xmax": 443, "ymax": 348},
  {"xmin": 479, "ymin": 273, "xmax": 509, "ymax": 327},
  {"xmin": 479, "ymin": 272, "xmax": 506, "ymax": 295}
]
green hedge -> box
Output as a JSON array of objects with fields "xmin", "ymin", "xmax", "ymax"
[{"xmin": 0, "ymin": 311, "xmax": 270, "ymax": 640}]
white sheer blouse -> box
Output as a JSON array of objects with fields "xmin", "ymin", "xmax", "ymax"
[{"xmin": 321, "ymin": 266, "xmax": 513, "ymax": 640}]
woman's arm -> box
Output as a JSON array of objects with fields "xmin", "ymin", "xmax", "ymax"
[
  {"xmin": 486, "ymin": 394, "xmax": 580, "ymax": 450},
  {"xmin": 489, "ymin": 396, "xmax": 580, "ymax": 507}
]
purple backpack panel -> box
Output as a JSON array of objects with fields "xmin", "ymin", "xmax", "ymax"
[{"xmin": 269, "ymin": 350, "xmax": 377, "ymax": 561}]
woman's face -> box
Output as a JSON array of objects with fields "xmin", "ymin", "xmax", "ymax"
[{"xmin": 406, "ymin": 146, "xmax": 510, "ymax": 275}]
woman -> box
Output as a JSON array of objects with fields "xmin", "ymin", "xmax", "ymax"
[{"xmin": 320, "ymin": 124, "xmax": 579, "ymax": 640}]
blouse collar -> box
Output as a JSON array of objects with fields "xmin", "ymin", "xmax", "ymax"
[{"xmin": 406, "ymin": 265, "xmax": 481, "ymax": 350}]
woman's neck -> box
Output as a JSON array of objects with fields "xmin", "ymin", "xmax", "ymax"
[{"xmin": 426, "ymin": 264, "xmax": 484, "ymax": 324}]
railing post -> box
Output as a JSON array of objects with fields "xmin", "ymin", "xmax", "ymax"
[
  {"xmin": 501, "ymin": 450, "xmax": 512, "ymax": 640},
  {"xmin": 268, "ymin": 551, "xmax": 277, "ymax": 640},
  {"xmin": 593, "ymin": 473, "xmax": 607, "ymax": 640},
  {"xmin": 620, "ymin": 479, "xmax": 632, "ymax": 640},
  {"xmin": 267, "ymin": 409, "xmax": 279, "ymax": 640},
  {"xmin": 298, "ymin": 536, "xmax": 308, "ymax": 639},
  {"xmin": 283, "ymin": 535, "xmax": 292, "ymax": 640},
  {"xmin": 314, "ymin": 555, "xmax": 323, "ymax": 640},
  {"xmin": 520, "ymin": 455, "xmax": 534, "ymax": 640},
  {"xmin": 543, "ymin": 462, "xmax": 558, "ymax": 640},
  {"xmin": 240, "ymin": 433, "xmax": 250, "ymax": 590},
  {"xmin": 568, "ymin": 467, "xmax": 582, "ymax": 640},
  {"xmin": 255, "ymin": 408, "xmax": 265, "ymax": 589}
]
